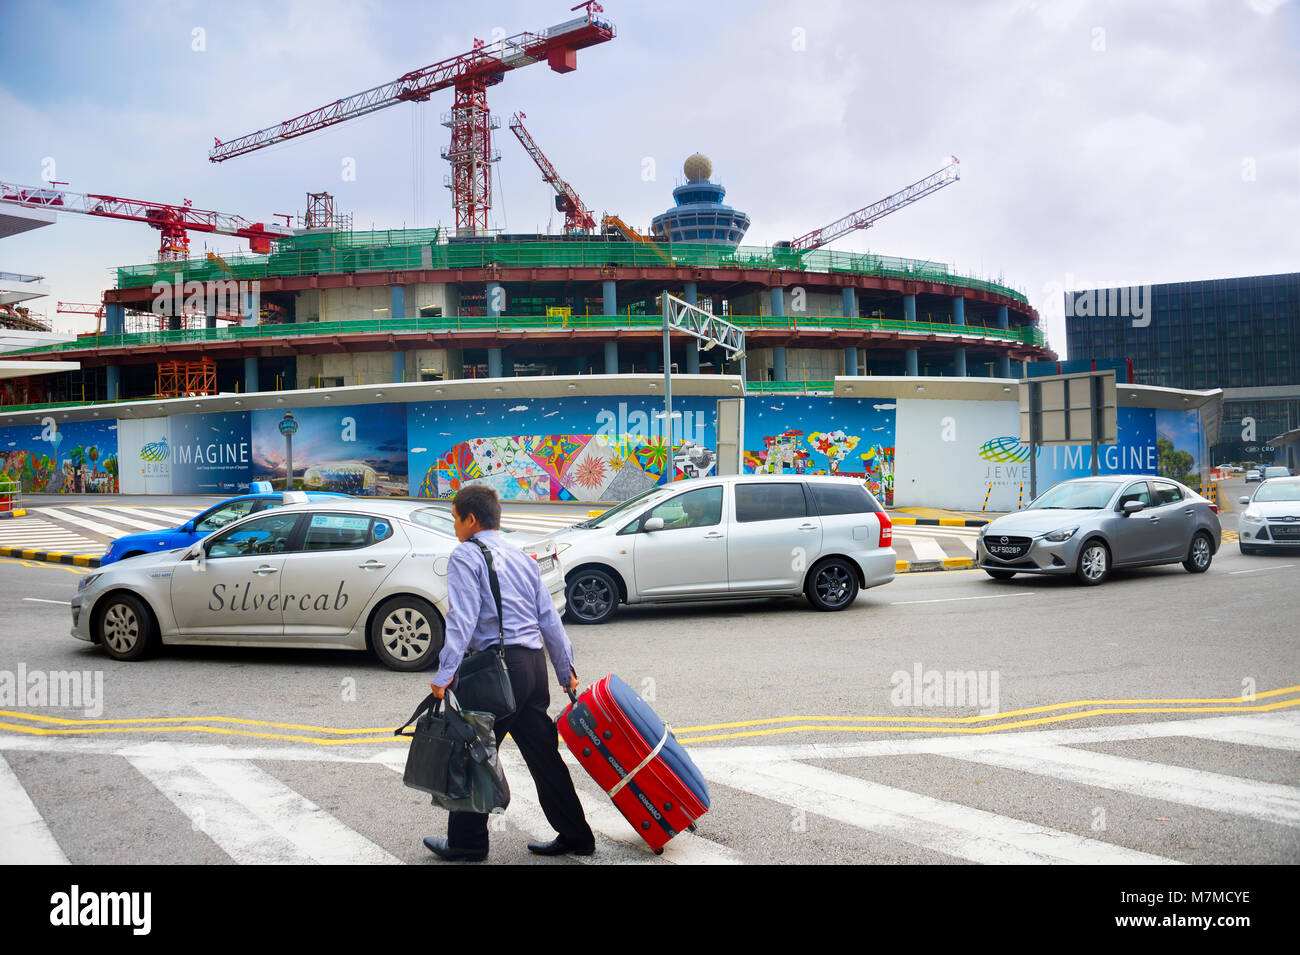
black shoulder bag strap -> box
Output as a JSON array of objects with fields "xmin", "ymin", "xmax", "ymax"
[{"xmin": 470, "ymin": 537, "xmax": 506, "ymax": 651}]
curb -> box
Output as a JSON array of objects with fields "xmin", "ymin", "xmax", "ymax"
[
  {"xmin": 0, "ymin": 546, "xmax": 100, "ymax": 568},
  {"xmin": 889, "ymin": 515, "xmax": 988, "ymax": 528},
  {"xmin": 0, "ymin": 509, "xmax": 27, "ymax": 519},
  {"xmin": 895, "ymin": 557, "xmax": 975, "ymax": 574}
]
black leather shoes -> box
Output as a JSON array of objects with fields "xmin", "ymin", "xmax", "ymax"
[
  {"xmin": 527, "ymin": 836, "xmax": 595, "ymax": 857},
  {"xmin": 423, "ymin": 837, "xmax": 487, "ymax": 862}
]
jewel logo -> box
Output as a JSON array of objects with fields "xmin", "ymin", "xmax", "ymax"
[
  {"xmin": 139, "ymin": 439, "xmax": 170, "ymax": 462},
  {"xmin": 978, "ymin": 436, "xmax": 1034, "ymax": 464}
]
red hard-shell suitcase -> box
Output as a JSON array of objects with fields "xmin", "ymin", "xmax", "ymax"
[{"xmin": 557, "ymin": 674, "xmax": 710, "ymax": 853}]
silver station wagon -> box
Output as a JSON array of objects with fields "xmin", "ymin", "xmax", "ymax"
[
  {"xmin": 70, "ymin": 497, "xmax": 565, "ymax": 671},
  {"xmin": 545, "ymin": 474, "xmax": 896, "ymax": 624},
  {"xmin": 976, "ymin": 475, "xmax": 1221, "ymax": 585}
]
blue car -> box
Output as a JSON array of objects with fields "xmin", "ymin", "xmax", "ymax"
[{"xmin": 101, "ymin": 489, "xmax": 349, "ymax": 565}]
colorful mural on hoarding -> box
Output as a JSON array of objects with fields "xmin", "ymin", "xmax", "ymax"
[
  {"xmin": 251, "ymin": 404, "xmax": 407, "ymax": 495},
  {"xmin": 0, "ymin": 420, "xmax": 119, "ymax": 493},
  {"xmin": 742, "ymin": 396, "xmax": 896, "ymax": 506},
  {"xmin": 407, "ymin": 397, "xmax": 719, "ymax": 501}
]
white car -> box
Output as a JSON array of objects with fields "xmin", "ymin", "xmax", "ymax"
[
  {"xmin": 1245, "ymin": 469, "xmax": 1262, "ymax": 483},
  {"xmin": 544, "ymin": 474, "xmax": 896, "ymax": 624},
  {"xmin": 1238, "ymin": 476, "xmax": 1300, "ymax": 554},
  {"xmin": 70, "ymin": 498, "xmax": 565, "ymax": 671}
]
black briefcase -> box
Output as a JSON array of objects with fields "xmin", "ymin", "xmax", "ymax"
[
  {"xmin": 395, "ymin": 690, "xmax": 509, "ymax": 815},
  {"xmin": 454, "ymin": 538, "xmax": 517, "ymax": 719}
]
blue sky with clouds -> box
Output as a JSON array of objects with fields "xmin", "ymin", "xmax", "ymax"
[{"xmin": 3, "ymin": 0, "xmax": 1297, "ymax": 353}]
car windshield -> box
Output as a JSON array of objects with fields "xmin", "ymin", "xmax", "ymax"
[
  {"xmin": 1027, "ymin": 481, "xmax": 1121, "ymax": 510},
  {"xmin": 579, "ymin": 485, "xmax": 674, "ymax": 528},
  {"xmin": 1254, "ymin": 482, "xmax": 1300, "ymax": 503}
]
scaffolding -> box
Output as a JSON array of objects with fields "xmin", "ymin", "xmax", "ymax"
[{"xmin": 157, "ymin": 358, "xmax": 217, "ymax": 397}]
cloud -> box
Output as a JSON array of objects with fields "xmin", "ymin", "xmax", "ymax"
[{"xmin": 873, "ymin": 403, "xmax": 897, "ymax": 410}]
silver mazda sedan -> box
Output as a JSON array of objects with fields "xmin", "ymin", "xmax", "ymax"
[
  {"xmin": 70, "ymin": 497, "xmax": 564, "ymax": 671},
  {"xmin": 976, "ymin": 475, "xmax": 1221, "ymax": 585}
]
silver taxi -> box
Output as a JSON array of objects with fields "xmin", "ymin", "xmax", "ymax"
[
  {"xmin": 545, "ymin": 474, "xmax": 896, "ymax": 624},
  {"xmin": 70, "ymin": 498, "xmax": 565, "ymax": 671}
]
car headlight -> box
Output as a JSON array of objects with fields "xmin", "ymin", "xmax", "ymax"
[
  {"xmin": 78, "ymin": 573, "xmax": 102, "ymax": 592},
  {"xmin": 1242, "ymin": 509, "xmax": 1262, "ymax": 522},
  {"xmin": 1041, "ymin": 526, "xmax": 1078, "ymax": 543},
  {"xmin": 977, "ymin": 524, "xmax": 988, "ymax": 537}
]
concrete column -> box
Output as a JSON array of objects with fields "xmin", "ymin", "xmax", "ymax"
[
  {"xmin": 393, "ymin": 352, "xmax": 405, "ymax": 383},
  {"xmin": 773, "ymin": 346, "xmax": 788, "ymax": 382},
  {"xmin": 903, "ymin": 294, "xmax": 916, "ymax": 323},
  {"xmin": 997, "ymin": 355, "xmax": 1012, "ymax": 378},
  {"xmin": 241, "ymin": 289, "xmax": 260, "ymax": 391},
  {"xmin": 602, "ymin": 280, "xmax": 617, "ymax": 316},
  {"xmin": 105, "ymin": 365, "xmax": 120, "ymax": 401},
  {"xmin": 244, "ymin": 357, "xmax": 259, "ymax": 393},
  {"xmin": 952, "ymin": 295, "xmax": 967, "ymax": 376},
  {"xmin": 769, "ymin": 286, "xmax": 785, "ymax": 318},
  {"xmin": 105, "ymin": 304, "xmax": 125, "ymax": 335},
  {"xmin": 684, "ymin": 282, "xmax": 698, "ymax": 306},
  {"xmin": 686, "ymin": 344, "xmax": 700, "ymax": 374},
  {"xmin": 488, "ymin": 347, "xmax": 503, "ymax": 378},
  {"xmin": 604, "ymin": 342, "xmax": 619, "ymax": 375},
  {"xmin": 486, "ymin": 282, "xmax": 502, "ymax": 319},
  {"xmin": 842, "ymin": 287, "xmax": 857, "ymax": 319},
  {"xmin": 997, "ymin": 305, "xmax": 1009, "ymax": 330},
  {"xmin": 905, "ymin": 349, "xmax": 919, "ymax": 377},
  {"xmin": 390, "ymin": 285, "xmax": 406, "ymax": 321},
  {"xmin": 844, "ymin": 347, "xmax": 859, "ymax": 376},
  {"xmin": 205, "ymin": 301, "xmax": 217, "ymax": 330}
]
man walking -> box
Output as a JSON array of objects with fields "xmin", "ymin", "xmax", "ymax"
[{"xmin": 424, "ymin": 484, "xmax": 596, "ymax": 861}]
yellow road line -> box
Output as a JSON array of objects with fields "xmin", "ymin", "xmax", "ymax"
[
  {"xmin": 2, "ymin": 687, "xmax": 1297, "ymax": 747},
  {"xmin": 0, "ymin": 558, "xmax": 88, "ymax": 574}
]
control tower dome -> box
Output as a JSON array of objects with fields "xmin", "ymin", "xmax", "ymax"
[{"xmin": 650, "ymin": 154, "xmax": 750, "ymax": 248}]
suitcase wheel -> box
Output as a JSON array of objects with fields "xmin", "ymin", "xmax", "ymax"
[
  {"xmin": 654, "ymin": 848, "xmax": 664, "ymax": 855},
  {"xmin": 688, "ymin": 823, "xmax": 698, "ymax": 833}
]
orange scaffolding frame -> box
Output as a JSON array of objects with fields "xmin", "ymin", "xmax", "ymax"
[{"xmin": 157, "ymin": 358, "xmax": 218, "ymax": 397}]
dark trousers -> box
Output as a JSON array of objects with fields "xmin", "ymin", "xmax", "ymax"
[{"xmin": 447, "ymin": 645, "xmax": 594, "ymax": 853}]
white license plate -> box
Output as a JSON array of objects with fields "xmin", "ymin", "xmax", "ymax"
[{"xmin": 537, "ymin": 556, "xmax": 555, "ymax": 572}]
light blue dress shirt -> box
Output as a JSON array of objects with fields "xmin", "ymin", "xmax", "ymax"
[{"xmin": 433, "ymin": 529, "xmax": 575, "ymax": 688}]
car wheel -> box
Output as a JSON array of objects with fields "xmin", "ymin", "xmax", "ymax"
[
  {"xmin": 805, "ymin": 558, "xmax": 860, "ymax": 611},
  {"xmin": 1075, "ymin": 539, "xmax": 1110, "ymax": 586},
  {"xmin": 369, "ymin": 596, "xmax": 443, "ymax": 672},
  {"xmin": 564, "ymin": 569, "xmax": 619, "ymax": 625},
  {"xmin": 1183, "ymin": 532, "xmax": 1213, "ymax": 573},
  {"xmin": 95, "ymin": 592, "xmax": 155, "ymax": 661},
  {"xmin": 984, "ymin": 569, "xmax": 1017, "ymax": 580}
]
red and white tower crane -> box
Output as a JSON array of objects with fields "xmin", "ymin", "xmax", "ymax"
[
  {"xmin": 508, "ymin": 112, "xmax": 596, "ymax": 234},
  {"xmin": 0, "ymin": 180, "xmax": 293, "ymax": 261},
  {"xmin": 784, "ymin": 157, "xmax": 961, "ymax": 252},
  {"xmin": 208, "ymin": 3, "xmax": 615, "ymax": 236}
]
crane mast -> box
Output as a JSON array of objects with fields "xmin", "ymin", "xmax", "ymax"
[
  {"xmin": 209, "ymin": 3, "xmax": 615, "ymax": 236},
  {"xmin": 508, "ymin": 113, "xmax": 595, "ymax": 234},
  {"xmin": 787, "ymin": 157, "xmax": 960, "ymax": 252}
]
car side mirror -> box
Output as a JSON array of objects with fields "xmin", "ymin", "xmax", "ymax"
[
  {"xmin": 643, "ymin": 517, "xmax": 665, "ymax": 532},
  {"xmin": 181, "ymin": 520, "xmax": 196, "ymax": 533},
  {"xmin": 1238, "ymin": 496, "xmax": 1250, "ymax": 505},
  {"xmin": 1122, "ymin": 500, "xmax": 1146, "ymax": 515}
]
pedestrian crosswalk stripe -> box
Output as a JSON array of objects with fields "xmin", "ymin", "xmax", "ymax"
[
  {"xmin": 695, "ymin": 752, "xmax": 1177, "ymax": 865},
  {"xmin": 35, "ymin": 507, "xmax": 136, "ymax": 539},
  {"xmin": 0, "ymin": 755, "xmax": 69, "ymax": 864},
  {"xmin": 128, "ymin": 752, "xmax": 400, "ymax": 865},
  {"xmin": 70, "ymin": 506, "xmax": 174, "ymax": 532},
  {"xmin": 948, "ymin": 744, "xmax": 1300, "ymax": 828}
]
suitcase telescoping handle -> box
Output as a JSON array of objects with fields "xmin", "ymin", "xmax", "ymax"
[{"xmin": 567, "ymin": 687, "xmax": 579, "ymax": 703}]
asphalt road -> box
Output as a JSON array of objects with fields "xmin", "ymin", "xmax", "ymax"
[{"xmin": 2, "ymin": 482, "xmax": 1297, "ymax": 866}]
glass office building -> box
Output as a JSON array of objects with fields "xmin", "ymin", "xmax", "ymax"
[{"xmin": 1065, "ymin": 272, "xmax": 1300, "ymax": 464}]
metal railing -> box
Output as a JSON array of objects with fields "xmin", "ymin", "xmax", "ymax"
[
  {"xmin": 5, "ymin": 313, "xmax": 1044, "ymax": 357},
  {"xmin": 112, "ymin": 237, "xmax": 1029, "ymax": 303}
]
